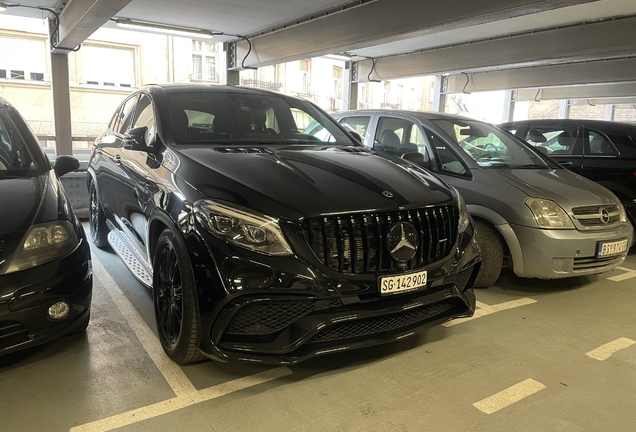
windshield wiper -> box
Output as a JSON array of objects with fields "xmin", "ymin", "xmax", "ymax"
[{"xmin": 511, "ymin": 164, "xmax": 549, "ymax": 169}]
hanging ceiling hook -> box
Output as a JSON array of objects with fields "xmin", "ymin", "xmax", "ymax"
[{"xmin": 461, "ymin": 72, "xmax": 471, "ymax": 94}]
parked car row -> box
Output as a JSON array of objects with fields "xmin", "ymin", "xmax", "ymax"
[{"xmin": 2, "ymin": 84, "xmax": 633, "ymax": 365}]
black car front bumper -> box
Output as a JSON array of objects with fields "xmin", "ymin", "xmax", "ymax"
[
  {"xmin": 0, "ymin": 238, "xmax": 92, "ymax": 356},
  {"xmin": 191, "ymin": 223, "xmax": 480, "ymax": 365}
]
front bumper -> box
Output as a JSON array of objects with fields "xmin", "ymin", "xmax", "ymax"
[
  {"xmin": 510, "ymin": 222, "xmax": 634, "ymax": 279},
  {"xmin": 190, "ymin": 223, "xmax": 481, "ymax": 365},
  {"xmin": 0, "ymin": 238, "xmax": 92, "ymax": 356}
]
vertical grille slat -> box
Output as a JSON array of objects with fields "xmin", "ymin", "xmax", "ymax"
[{"xmin": 304, "ymin": 205, "xmax": 458, "ymax": 274}]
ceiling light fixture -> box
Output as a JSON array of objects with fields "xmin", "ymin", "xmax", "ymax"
[{"xmin": 115, "ymin": 19, "xmax": 215, "ymax": 39}]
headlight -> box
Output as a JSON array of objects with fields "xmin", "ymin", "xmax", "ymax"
[
  {"xmin": 525, "ymin": 198, "xmax": 574, "ymax": 229},
  {"xmin": 610, "ymin": 196, "xmax": 628, "ymax": 223},
  {"xmin": 0, "ymin": 220, "xmax": 79, "ymax": 275},
  {"xmin": 449, "ymin": 186, "xmax": 469, "ymax": 233},
  {"xmin": 194, "ymin": 200, "xmax": 293, "ymax": 256}
]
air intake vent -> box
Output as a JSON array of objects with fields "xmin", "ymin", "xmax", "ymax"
[{"xmin": 214, "ymin": 147, "xmax": 272, "ymax": 154}]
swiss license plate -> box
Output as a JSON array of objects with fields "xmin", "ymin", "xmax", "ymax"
[
  {"xmin": 379, "ymin": 270, "xmax": 427, "ymax": 295},
  {"xmin": 597, "ymin": 239, "xmax": 629, "ymax": 258}
]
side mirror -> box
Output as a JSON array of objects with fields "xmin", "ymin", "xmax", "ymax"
[
  {"xmin": 402, "ymin": 152, "xmax": 432, "ymax": 170},
  {"xmin": 123, "ymin": 126, "xmax": 153, "ymax": 152},
  {"xmin": 53, "ymin": 155, "xmax": 80, "ymax": 178},
  {"xmin": 349, "ymin": 131, "xmax": 363, "ymax": 144}
]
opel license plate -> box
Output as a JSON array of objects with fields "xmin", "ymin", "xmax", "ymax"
[
  {"xmin": 597, "ymin": 239, "xmax": 629, "ymax": 258},
  {"xmin": 379, "ymin": 270, "xmax": 427, "ymax": 295}
]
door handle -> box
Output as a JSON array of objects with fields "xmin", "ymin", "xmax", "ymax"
[{"xmin": 559, "ymin": 161, "xmax": 573, "ymax": 167}]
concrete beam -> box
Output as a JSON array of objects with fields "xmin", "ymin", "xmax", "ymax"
[
  {"xmin": 54, "ymin": 0, "xmax": 133, "ymax": 52},
  {"xmin": 228, "ymin": 0, "xmax": 599, "ymax": 69},
  {"xmin": 443, "ymin": 58, "xmax": 636, "ymax": 94},
  {"xmin": 515, "ymin": 82, "xmax": 636, "ymax": 101},
  {"xmin": 570, "ymin": 97, "xmax": 636, "ymax": 106},
  {"xmin": 353, "ymin": 15, "xmax": 636, "ymax": 82}
]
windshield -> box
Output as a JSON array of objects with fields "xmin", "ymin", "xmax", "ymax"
[
  {"xmin": 432, "ymin": 119, "xmax": 549, "ymax": 169},
  {"xmin": 0, "ymin": 108, "xmax": 48, "ymax": 178},
  {"xmin": 168, "ymin": 92, "xmax": 354, "ymax": 146}
]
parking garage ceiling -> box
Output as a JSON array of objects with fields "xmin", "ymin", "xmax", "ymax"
[{"xmin": 4, "ymin": 0, "xmax": 636, "ymax": 99}]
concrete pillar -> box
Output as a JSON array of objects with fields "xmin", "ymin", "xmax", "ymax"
[
  {"xmin": 432, "ymin": 75, "xmax": 447, "ymax": 113},
  {"xmin": 558, "ymin": 99, "xmax": 571, "ymax": 119},
  {"xmin": 221, "ymin": 42, "xmax": 240, "ymax": 85},
  {"xmin": 50, "ymin": 52, "xmax": 73, "ymax": 157},
  {"xmin": 502, "ymin": 90, "xmax": 516, "ymax": 123},
  {"xmin": 604, "ymin": 104, "xmax": 616, "ymax": 121},
  {"xmin": 344, "ymin": 62, "xmax": 358, "ymax": 111}
]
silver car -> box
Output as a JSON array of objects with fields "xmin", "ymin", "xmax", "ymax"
[{"xmin": 327, "ymin": 110, "xmax": 634, "ymax": 287}]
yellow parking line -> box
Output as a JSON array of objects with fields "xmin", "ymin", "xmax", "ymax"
[
  {"xmin": 586, "ymin": 337, "xmax": 636, "ymax": 361},
  {"xmin": 443, "ymin": 298, "xmax": 537, "ymax": 327},
  {"xmin": 473, "ymin": 379, "xmax": 546, "ymax": 415}
]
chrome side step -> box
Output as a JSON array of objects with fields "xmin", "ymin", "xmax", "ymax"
[{"xmin": 107, "ymin": 229, "xmax": 153, "ymax": 288}]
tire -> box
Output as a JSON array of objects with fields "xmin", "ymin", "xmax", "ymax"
[
  {"xmin": 89, "ymin": 181, "xmax": 110, "ymax": 248},
  {"xmin": 474, "ymin": 220, "xmax": 504, "ymax": 288},
  {"xmin": 153, "ymin": 228, "xmax": 205, "ymax": 364}
]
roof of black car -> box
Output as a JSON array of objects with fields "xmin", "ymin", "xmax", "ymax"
[
  {"xmin": 144, "ymin": 83, "xmax": 280, "ymax": 97},
  {"xmin": 501, "ymin": 118, "xmax": 636, "ymax": 129}
]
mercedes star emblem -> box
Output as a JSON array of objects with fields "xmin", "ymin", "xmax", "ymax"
[
  {"xmin": 382, "ymin": 191, "xmax": 394, "ymax": 198},
  {"xmin": 387, "ymin": 222, "xmax": 418, "ymax": 262}
]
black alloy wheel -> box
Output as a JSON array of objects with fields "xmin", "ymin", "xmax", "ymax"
[
  {"xmin": 89, "ymin": 182, "xmax": 109, "ymax": 248},
  {"xmin": 153, "ymin": 229, "xmax": 205, "ymax": 364}
]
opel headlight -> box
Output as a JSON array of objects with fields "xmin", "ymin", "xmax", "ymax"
[
  {"xmin": 194, "ymin": 200, "xmax": 293, "ymax": 256},
  {"xmin": 525, "ymin": 198, "xmax": 574, "ymax": 229},
  {"xmin": 0, "ymin": 220, "xmax": 79, "ymax": 275},
  {"xmin": 449, "ymin": 186, "xmax": 470, "ymax": 233},
  {"xmin": 610, "ymin": 196, "xmax": 628, "ymax": 223}
]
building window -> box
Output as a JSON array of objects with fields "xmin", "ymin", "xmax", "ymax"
[
  {"xmin": 333, "ymin": 66, "xmax": 343, "ymax": 100},
  {"xmin": 0, "ymin": 36, "xmax": 47, "ymax": 82},
  {"xmin": 82, "ymin": 44, "xmax": 135, "ymax": 87},
  {"xmin": 299, "ymin": 59, "xmax": 310, "ymax": 94},
  {"xmin": 192, "ymin": 40, "xmax": 218, "ymax": 82}
]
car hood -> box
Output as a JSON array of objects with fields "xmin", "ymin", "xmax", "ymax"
[
  {"xmin": 0, "ymin": 171, "xmax": 70, "ymax": 264},
  {"xmin": 483, "ymin": 168, "xmax": 618, "ymax": 209},
  {"xmin": 171, "ymin": 146, "xmax": 454, "ymax": 221}
]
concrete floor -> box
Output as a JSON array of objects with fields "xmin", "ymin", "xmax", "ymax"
[{"xmin": 1, "ymin": 229, "xmax": 636, "ymax": 432}]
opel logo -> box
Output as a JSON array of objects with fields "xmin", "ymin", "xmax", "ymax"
[
  {"xmin": 382, "ymin": 191, "xmax": 394, "ymax": 198},
  {"xmin": 599, "ymin": 208, "xmax": 610, "ymax": 224},
  {"xmin": 387, "ymin": 222, "xmax": 418, "ymax": 262}
]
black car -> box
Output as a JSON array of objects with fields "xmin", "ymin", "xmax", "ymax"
[
  {"xmin": 87, "ymin": 84, "xmax": 480, "ymax": 365},
  {"xmin": 500, "ymin": 119, "xmax": 636, "ymax": 226},
  {"xmin": 0, "ymin": 97, "xmax": 92, "ymax": 356}
]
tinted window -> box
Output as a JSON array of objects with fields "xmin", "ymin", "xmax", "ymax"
[
  {"xmin": 168, "ymin": 92, "xmax": 352, "ymax": 145},
  {"xmin": 587, "ymin": 130, "xmax": 617, "ymax": 155},
  {"xmin": 340, "ymin": 116, "xmax": 370, "ymax": 138},
  {"xmin": 605, "ymin": 130, "xmax": 636, "ymax": 157},
  {"xmin": 117, "ymin": 95, "xmax": 138, "ymax": 134},
  {"xmin": 523, "ymin": 125, "xmax": 581, "ymax": 156},
  {"xmin": 0, "ymin": 109, "xmax": 47, "ymax": 176},
  {"xmin": 374, "ymin": 117, "xmax": 423, "ymax": 156},
  {"xmin": 432, "ymin": 119, "xmax": 549, "ymax": 169}
]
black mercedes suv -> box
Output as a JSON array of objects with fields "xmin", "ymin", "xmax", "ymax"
[{"xmin": 87, "ymin": 84, "xmax": 480, "ymax": 365}]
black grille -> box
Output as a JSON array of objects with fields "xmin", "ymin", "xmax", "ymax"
[
  {"xmin": 442, "ymin": 267, "xmax": 474, "ymax": 290},
  {"xmin": 306, "ymin": 300, "xmax": 454, "ymax": 343},
  {"xmin": 304, "ymin": 206, "xmax": 458, "ymax": 274},
  {"xmin": 572, "ymin": 205, "xmax": 621, "ymax": 227},
  {"xmin": 573, "ymin": 255, "xmax": 624, "ymax": 271},
  {"xmin": 0, "ymin": 320, "xmax": 30, "ymax": 350},
  {"xmin": 225, "ymin": 299, "xmax": 340, "ymax": 335}
]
